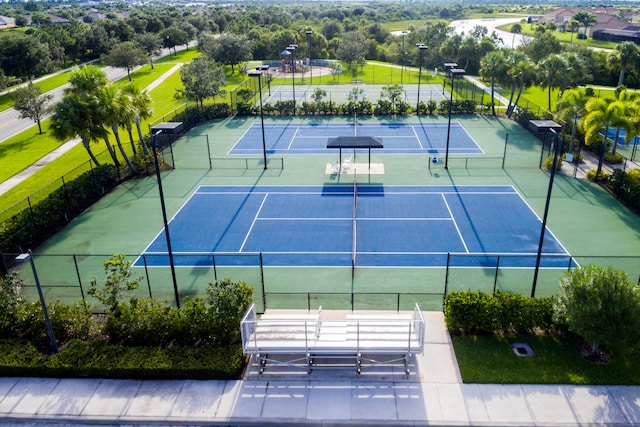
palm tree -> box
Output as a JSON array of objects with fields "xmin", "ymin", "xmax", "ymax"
[
  {"xmin": 49, "ymin": 94, "xmax": 107, "ymax": 167},
  {"xmin": 556, "ymin": 87, "xmax": 588, "ymax": 156},
  {"xmin": 582, "ymin": 98, "xmax": 629, "ymax": 180},
  {"xmin": 569, "ymin": 20, "xmax": 580, "ymax": 45},
  {"xmin": 539, "ymin": 54, "xmax": 570, "ymax": 111},
  {"xmin": 610, "ymin": 87, "xmax": 635, "ymax": 155},
  {"xmin": 64, "ymin": 66, "xmax": 119, "ymax": 165},
  {"xmin": 510, "ymin": 23, "xmax": 522, "ymax": 49},
  {"xmin": 122, "ymin": 83, "xmax": 153, "ymax": 156},
  {"xmin": 98, "ymin": 84, "xmax": 137, "ymax": 174},
  {"xmin": 609, "ymin": 42, "xmax": 639, "ymax": 87},
  {"xmin": 479, "ymin": 50, "xmax": 506, "ymax": 116}
]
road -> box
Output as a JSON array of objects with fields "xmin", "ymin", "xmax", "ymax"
[{"xmin": 0, "ymin": 46, "xmax": 183, "ymax": 144}]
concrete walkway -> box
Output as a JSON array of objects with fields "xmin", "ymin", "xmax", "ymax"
[{"xmin": 1, "ymin": 312, "xmax": 639, "ymax": 426}]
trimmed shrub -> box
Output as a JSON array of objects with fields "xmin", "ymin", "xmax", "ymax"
[{"xmin": 444, "ymin": 290, "xmax": 499, "ymax": 334}]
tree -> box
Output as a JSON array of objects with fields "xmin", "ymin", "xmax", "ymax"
[
  {"xmin": 479, "ymin": 50, "xmax": 506, "ymax": 116},
  {"xmin": 572, "ymin": 11, "xmax": 598, "ymax": 39},
  {"xmin": 0, "ymin": 33, "xmax": 53, "ymax": 80},
  {"xmin": 526, "ymin": 31, "xmax": 562, "ymax": 64},
  {"xmin": 160, "ymin": 26, "xmax": 189, "ymax": 56},
  {"xmin": 381, "ymin": 84, "xmax": 404, "ymax": 113},
  {"xmin": 121, "ymin": 83, "xmax": 153, "ymax": 156},
  {"xmin": 135, "ymin": 33, "xmax": 162, "ymax": 70},
  {"xmin": 582, "ymin": 97, "xmax": 629, "ymax": 179},
  {"xmin": 609, "ymin": 42, "xmax": 639, "ymax": 87},
  {"xmin": 569, "ymin": 20, "xmax": 580, "ymax": 44},
  {"xmin": 102, "ymin": 41, "xmax": 148, "ymax": 82},
  {"xmin": 203, "ymin": 33, "xmax": 253, "ymax": 75},
  {"xmin": 88, "ymin": 254, "xmax": 142, "ymax": 316},
  {"xmin": 9, "ymin": 82, "xmax": 53, "ymax": 135},
  {"xmin": 49, "ymin": 93, "xmax": 105, "ymax": 167},
  {"xmin": 97, "ymin": 84, "xmax": 138, "ymax": 174},
  {"xmin": 179, "ymin": 57, "xmax": 226, "ymax": 108},
  {"xmin": 207, "ymin": 278, "xmax": 253, "ymax": 345},
  {"xmin": 337, "ymin": 31, "xmax": 368, "ymax": 73},
  {"xmin": 556, "ymin": 87, "xmax": 589, "ymax": 155},
  {"xmin": 50, "ymin": 66, "xmax": 112, "ymax": 166},
  {"xmin": 554, "ymin": 265, "xmax": 640, "ymax": 358},
  {"xmin": 503, "ymin": 51, "xmax": 534, "ymax": 118},
  {"xmin": 510, "ymin": 23, "xmax": 522, "ymax": 48},
  {"xmin": 539, "ymin": 54, "xmax": 570, "ymax": 111}
]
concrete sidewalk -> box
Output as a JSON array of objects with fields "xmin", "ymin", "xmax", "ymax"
[{"xmin": 1, "ymin": 312, "xmax": 639, "ymax": 426}]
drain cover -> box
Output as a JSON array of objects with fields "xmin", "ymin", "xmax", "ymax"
[{"xmin": 511, "ymin": 342, "xmax": 535, "ymax": 357}]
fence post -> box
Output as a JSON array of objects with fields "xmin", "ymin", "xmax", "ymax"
[
  {"xmin": 206, "ymin": 135, "xmax": 212, "ymax": 169},
  {"xmin": 502, "ymin": 134, "xmax": 509, "ymax": 169},
  {"xmin": 493, "ymin": 256, "xmax": 500, "ymax": 294},
  {"xmin": 72, "ymin": 255, "xmax": 85, "ymax": 301},
  {"xmin": 212, "ymin": 255, "xmax": 217, "ymax": 281},
  {"xmin": 142, "ymin": 255, "xmax": 153, "ymax": 299},
  {"xmin": 260, "ymin": 253, "xmax": 266, "ymax": 312},
  {"xmin": 443, "ymin": 253, "xmax": 451, "ymax": 305}
]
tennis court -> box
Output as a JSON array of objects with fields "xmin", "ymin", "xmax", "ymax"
[
  {"xmin": 229, "ymin": 122, "xmax": 483, "ymax": 155},
  {"xmin": 137, "ymin": 184, "xmax": 572, "ymax": 269}
]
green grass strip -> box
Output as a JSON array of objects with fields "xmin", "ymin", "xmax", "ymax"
[{"xmin": 452, "ymin": 334, "xmax": 640, "ymax": 385}]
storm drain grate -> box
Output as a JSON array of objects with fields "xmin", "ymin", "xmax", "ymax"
[{"xmin": 511, "ymin": 342, "xmax": 535, "ymax": 357}]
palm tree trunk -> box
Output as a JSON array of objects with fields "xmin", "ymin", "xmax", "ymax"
[
  {"xmin": 135, "ymin": 118, "xmax": 150, "ymax": 156},
  {"xmin": 112, "ymin": 125, "xmax": 137, "ymax": 174},
  {"xmin": 596, "ymin": 129, "xmax": 608, "ymax": 180},
  {"xmin": 506, "ymin": 81, "xmax": 517, "ymax": 116},
  {"xmin": 82, "ymin": 138, "xmax": 101, "ymax": 167},
  {"xmin": 612, "ymin": 128, "xmax": 621, "ymax": 155},
  {"xmin": 490, "ymin": 76, "xmax": 496, "ymax": 116},
  {"xmin": 126, "ymin": 125, "xmax": 137, "ymax": 155},
  {"xmin": 103, "ymin": 137, "xmax": 120, "ymax": 166}
]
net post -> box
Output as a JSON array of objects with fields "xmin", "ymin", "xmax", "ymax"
[{"xmin": 443, "ymin": 253, "xmax": 451, "ymax": 306}]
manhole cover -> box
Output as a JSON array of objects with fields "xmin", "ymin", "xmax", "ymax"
[{"xmin": 511, "ymin": 342, "xmax": 535, "ymax": 357}]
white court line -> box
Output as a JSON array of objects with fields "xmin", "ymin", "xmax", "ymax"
[
  {"xmin": 441, "ymin": 193, "xmax": 469, "ymax": 253},
  {"xmin": 411, "ymin": 125, "xmax": 424, "ymax": 150},
  {"xmin": 287, "ymin": 126, "xmax": 301, "ymax": 150},
  {"xmin": 239, "ymin": 193, "xmax": 269, "ymax": 252}
]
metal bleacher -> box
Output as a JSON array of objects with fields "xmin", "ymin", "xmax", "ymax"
[{"xmin": 240, "ymin": 303, "xmax": 425, "ymax": 374}]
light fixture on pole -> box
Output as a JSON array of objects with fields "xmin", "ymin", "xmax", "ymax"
[
  {"xmin": 16, "ymin": 250, "xmax": 58, "ymax": 353},
  {"xmin": 257, "ymin": 65, "xmax": 270, "ymax": 96},
  {"xmin": 286, "ymin": 44, "xmax": 298, "ymax": 116},
  {"xmin": 400, "ymin": 30, "xmax": 408, "ymax": 85},
  {"xmin": 416, "ymin": 43, "xmax": 428, "ymax": 111},
  {"xmin": 528, "ymin": 120, "xmax": 563, "ymax": 298},
  {"xmin": 151, "ymin": 127, "xmax": 181, "ymax": 308},
  {"xmin": 306, "ymin": 30, "xmax": 313, "ymax": 85},
  {"xmin": 444, "ymin": 67, "xmax": 465, "ymax": 169},
  {"xmin": 443, "ymin": 62, "xmax": 457, "ymax": 95},
  {"xmin": 249, "ymin": 69, "xmax": 268, "ymax": 170}
]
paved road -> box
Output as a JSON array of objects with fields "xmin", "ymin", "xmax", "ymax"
[{"xmin": 0, "ymin": 46, "xmax": 182, "ymax": 144}]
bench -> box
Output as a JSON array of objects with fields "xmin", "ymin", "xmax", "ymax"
[{"xmin": 240, "ymin": 304, "xmax": 425, "ymax": 374}]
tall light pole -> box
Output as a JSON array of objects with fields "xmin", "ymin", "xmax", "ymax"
[
  {"xmin": 16, "ymin": 251, "xmax": 58, "ymax": 353},
  {"xmin": 249, "ymin": 69, "xmax": 268, "ymax": 170},
  {"xmin": 306, "ymin": 30, "xmax": 313, "ymax": 85},
  {"xmin": 151, "ymin": 127, "xmax": 180, "ymax": 308},
  {"xmin": 400, "ymin": 30, "xmax": 408, "ymax": 85},
  {"xmin": 443, "ymin": 62, "xmax": 457, "ymax": 95},
  {"xmin": 416, "ymin": 43, "xmax": 428, "ymax": 112},
  {"xmin": 528, "ymin": 120, "xmax": 563, "ymax": 298},
  {"xmin": 444, "ymin": 67, "xmax": 465, "ymax": 169},
  {"xmin": 286, "ymin": 44, "xmax": 298, "ymax": 117}
]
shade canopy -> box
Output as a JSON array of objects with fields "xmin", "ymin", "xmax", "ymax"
[{"xmin": 327, "ymin": 136, "xmax": 383, "ymax": 149}]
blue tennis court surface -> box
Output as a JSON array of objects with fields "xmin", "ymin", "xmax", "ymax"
[
  {"xmin": 136, "ymin": 185, "xmax": 572, "ymax": 269},
  {"xmin": 229, "ymin": 122, "xmax": 483, "ymax": 155}
]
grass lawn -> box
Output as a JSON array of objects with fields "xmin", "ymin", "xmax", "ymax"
[
  {"xmin": 0, "ymin": 70, "xmax": 75, "ymax": 113},
  {"xmin": 452, "ymin": 334, "xmax": 640, "ymax": 385},
  {"xmin": 497, "ymin": 23, "xmax": 618, "ymax": 50}
]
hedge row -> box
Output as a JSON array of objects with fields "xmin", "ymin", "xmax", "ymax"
[
  {"xmin": 0, "ymin": 339, "xmax": 244, "ymax": 380},
  {"xmin": 236, "ymin": 98, "xmax": 478, "ymax": 116},
  {"xmin": 0, "ymin": 164, "xmax": 119, "ymax": 254},
  {"xmin": 443, "ymin": 290, "xmax": 558, "ymax": 335},
  {"xmin": 608, "ymin": 169, "xmax": 640, "ymax": 212}
]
